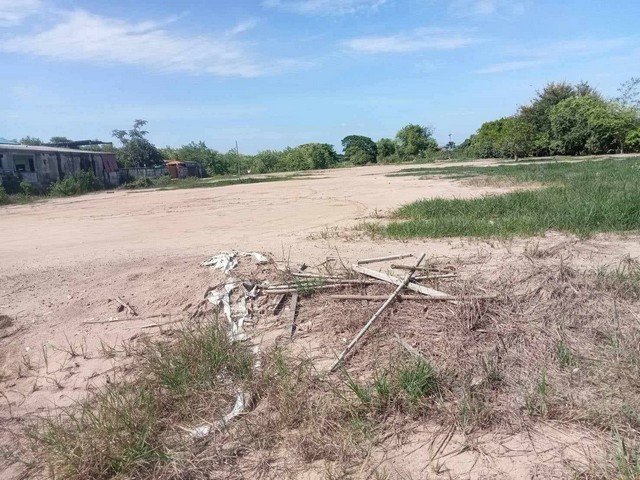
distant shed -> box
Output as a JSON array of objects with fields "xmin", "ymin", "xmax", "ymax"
[{"xmin": 0, "ymin": 145, "xmax": 119, "ymax": 188}]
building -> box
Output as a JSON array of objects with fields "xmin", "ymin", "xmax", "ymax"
[{"xmin": 0, "ymin": 144, "xmax": 119, "ymax": 189}]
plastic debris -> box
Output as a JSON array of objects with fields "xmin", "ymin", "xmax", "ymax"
[{"xmin": 201, "ymin": 251, "xmax": 269, "ymax": 273}]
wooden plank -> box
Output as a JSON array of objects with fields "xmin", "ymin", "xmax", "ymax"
[
  {"xmin": 352, "ymin": 265, "xmax": 452, "ymax": 299},
  {"xmin": 331, "ymin": 294, "xmax": 456, "ymax": 301},
  {"xmin": 330, "ymin": 253, "xmax": 426, "ymax": 372},
  {"xmin": 331, "ymin": 294, "xmax": 492, "ymax": 301},
  {"xmin": 287, "ymin": 292, "xmax": 298, "ymax": 338},
  {"xmin": 356, "ymin": 253, "xmax": 413, "ymax": 265},
  {"xmin": 272, "ymin": 294, "xmax": 286, "ymax": 315},
  {"xmin": 391, "ymin": 264, "xmax": 456, "ymax": 273}
]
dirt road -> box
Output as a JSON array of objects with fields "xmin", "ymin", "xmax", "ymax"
[{"xmin": 0, "ymin": 164, "xmax": 511, "ymax": 272}]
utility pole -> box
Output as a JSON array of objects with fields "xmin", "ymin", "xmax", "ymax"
[{"xmin": 236, "ymin": 140, "xmax": 240, "ymax": 176}]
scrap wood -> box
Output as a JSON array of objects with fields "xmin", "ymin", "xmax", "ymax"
[
  {"xmin": 115, "ymin": 296, "xmax": 138, "ymax": 316},
  {"xmin": 331, "ymin": 294, "xmax": 462, "ymax": 301},
  {"xmin": 330, "ymin": 253, "xmax": 426, "ymax": 372},
  {"xmin": 272, "ymin": 294, "xmax": 286, "ymax": 315},
  {"xmin": 287, "ymin": 292, "xmax": 298, "ymax": 338},
  {"xmin": 82, "ymin": 313, "xmax": 168, "ymax": 325},
  {"xmin": 263, "ymin": 279, "xmax": 384, "ymax": 289},
  {"xmin": 356, "ymin": 253, "xmax": 413, "ymax": 265},
  {"xmin": 413, "ymin": 273, "xmax": 458, "ymax": 280},
  {"xmin": 263, "ymin": 283, "xmax": 376, "ymax": 294},
  {"xmin": 352, "ymin": 265, "xmax": 452, "ymax": 299},
  {"xmin": 391, "ymin": 264, "xmax": 456, "ymax": 273}
]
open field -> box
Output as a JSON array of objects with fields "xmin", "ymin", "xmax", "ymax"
[{"xmin": 2, "ymin": 159, "xmax": 640, "ymax": 479}]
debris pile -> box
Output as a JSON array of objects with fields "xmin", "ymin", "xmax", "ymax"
[{"xmin": 191, "ymin": 250, "xmax": 476, "ymax": 438}]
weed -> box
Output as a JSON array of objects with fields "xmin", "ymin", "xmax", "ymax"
[
  {"xmin": 398, "ymin": 358, "xmax": 440, "ymax": 404},
  {"xmin": 377, "ymin": 157, "xmax": 640, "ymax": 239},
  {"xmin": 556, "ymin": 340, "xmax": 574, "ymax": 368},
  {"xmin": 525, "ymin": 371, "xmax": 550, "ymax": 417},
  {"xmin": 613, "ymin": 432, "xmax": 640, "ymax": 480},
  {"xmin": 99, "ymin": 340, "xmax": 118, "ymax": 359},
  {"xmin": 596, "ymin": 258, "xmax": 640, "ymax": 299}
]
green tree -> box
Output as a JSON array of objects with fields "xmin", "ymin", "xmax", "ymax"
[
  {"xmin": 617, "ymin": 77, "xmax": 640, "ymax": 109},
  {"xmin": 172, "ymin": 141, "xmax": 228, "ymax": 175},
  {"xmin": 19, "ymin": 136, "xmax": 43, "ymax": 146},
  {"xmin": 278, "ymin": 143, "xmax": 337, "ymax": 171},
  {"xmin": 341, "ymin": 135, "xmax": 377, "ymax": 165},
  {"xmin": 519, "ymin": 81, "xmax": 600, "ymax": 155},
  {"xmin": 49, "ymin": 136, "xmax": 73, "ymax": 145},
  {"xmin": 587, "ymin": 102, "xmax": 638, "ymax": 154},
  {"xmin": 376, "ymin": 138, "xmax": 397, "ymax": 161},
  {"xmin": 112, "ymin": 120, "xmax": 163, "ymax": 168},
  {"xmin": 626, "ymin": 128, "xmax": 640, "ymax": 152},
  {"xmin": 501, "ymin": 116, "xmax": 535, "ymax": 160},
  {"xmin": 253, "ymin": 150, "xmax": 284, "ymax": 173},
  {"xmin": 469, "ymin": 118, "xmax": 509, "ymax": 158},
  {"xmin": 395, "ymin": 124, "xmax": 437, "ymax": 157}
]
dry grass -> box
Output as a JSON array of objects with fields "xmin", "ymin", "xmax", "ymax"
[{"xmin": 15, "ymin": 251, "xmax": 640, "ymax": 479}]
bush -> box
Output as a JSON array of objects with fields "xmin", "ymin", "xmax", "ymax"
[
  {"xmin": 0, "ymin": 186, "xmax": 8, "ymax": 205},
  {"xmin": 121, "ymin": 177, "xmax": 153, "ymax": 189},
  {"xmin": 153, "ymin": 176, "xmax": 172, "ymax": 187},
  {"xmin": 1, "ymin": 173, "xmax": 22, "ymax": 194},
  {"xmin": 49, "ymin": 171, "xmax": 102, "ymax": 197},
  {"xmin": 20, "ymin": 180, "xmax": 34, "ymax": 196}
]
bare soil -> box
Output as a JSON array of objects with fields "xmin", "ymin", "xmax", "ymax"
[{"xmin": 1, "ymin": 162, "xmax": 639, "ymax": 479}]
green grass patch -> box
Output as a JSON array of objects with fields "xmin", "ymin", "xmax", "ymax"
[{"xmin": 378, "ymin": 157, "xmax": 640, "ymax": 238}]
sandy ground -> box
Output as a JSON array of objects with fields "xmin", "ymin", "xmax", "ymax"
[{"xmin": 1, "ymin": 161, "xmax": 639, "ymax": 478}]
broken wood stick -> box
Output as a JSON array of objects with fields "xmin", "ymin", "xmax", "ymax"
[
  {"xmin": 82, "ymin": 313, "xmax": 168, "ymax": 325},
  {"xmin": 116, "ymin": 296, "xmax": 138, "ymax": 316},
  {"xmin": 330, "ymin": 253, "xmax": 426, "ymax": 372},
  {"xmin": 263, "ymin": 279, "xmax": 384, "ymax": 289},
  {"xmin": 264, "ymin": 283, "xmax": 374, "ymax": 294},
  {"xmin": 356, "ymin": 253, "xmax": 413, "ymax": 265},
  {"xmin": 412, "ymin": 273, "xmax": 458, "ymax": 280},
  {"xmin": 352, "ymin": 265, "xmax": 452, "ymax": 299},
  {"xmin": 272, "ymin": 294, "xmax": 286, "ymax": 315},
  {"xmin": 391, "ymin": 264, "xmax": 456, "ymax": 273},
  {"xmin": 331, "ymin": 294, "xmax": 493, "ymax": 301},
  {"xmin": 287, "ymin": 292, "xmax": 298, "ymax": 338}
]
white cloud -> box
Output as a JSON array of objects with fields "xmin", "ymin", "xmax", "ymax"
[
  {"xmin": 476, "ymin": 59, "xmax": 545, "ymax": 74},
  {"xmin": 263, "ymin": 0, "xmax": 387, "ymax": 16},
  {"xmin": 0, "ymin": 0, "xmax": 42, "ymax": 26},
  {"xmin": 344, "ymin": 28, "xmax": 479, "ymax": 54},
  {"xmin": 227, "ymin": 18, "xmax": 259, "ymax": 36},
  {"xmin": 449, "ymin": 0, "xmax": 526, "ymax": 16},
  {"xmin": 476, "ymin": 37, "xmax": 637, "ymax": 74},
  {"xmin": 0, "ymin": 10, "xmax": 296, "ymax": 77}
]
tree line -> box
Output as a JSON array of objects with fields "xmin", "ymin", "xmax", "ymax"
[
  {"xmin": 13, "ymin": 77, "xmax": 640, "ymax": 175},
  {"xmin": 464, "ymin": 78, "xmax": 640, "ymax": 159}
]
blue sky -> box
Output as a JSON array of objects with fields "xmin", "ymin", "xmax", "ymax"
[{"xmin": 1, "ymin": 0, "xmax": 638, "ymax": 153}]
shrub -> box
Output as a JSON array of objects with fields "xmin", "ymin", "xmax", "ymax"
[
  {"xmin": 20, "ymin": 180, "xmax": 34, "ymax": 196},
  {"xmin": 121, "ymin": 177, "xmax": 153, "ymax": 189},
  {"xmin": 1, "ymin": 173, "xmax": 22, "ymax": 194},
  {"xmin": 153, "ymin": 175, "xmax": 172, "ymax": 187},
  {"xmin": 0, "ymin": 186, "xmax": 8, "ymax": 205},
  {"xmin": 49, "ymin": 171, "xmax": 101, "ymax": 197}
]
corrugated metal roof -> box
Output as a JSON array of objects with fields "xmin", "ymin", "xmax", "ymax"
[{"xmin": 0, "ymin": 144, "xmax": 115, "ymax": 154}]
